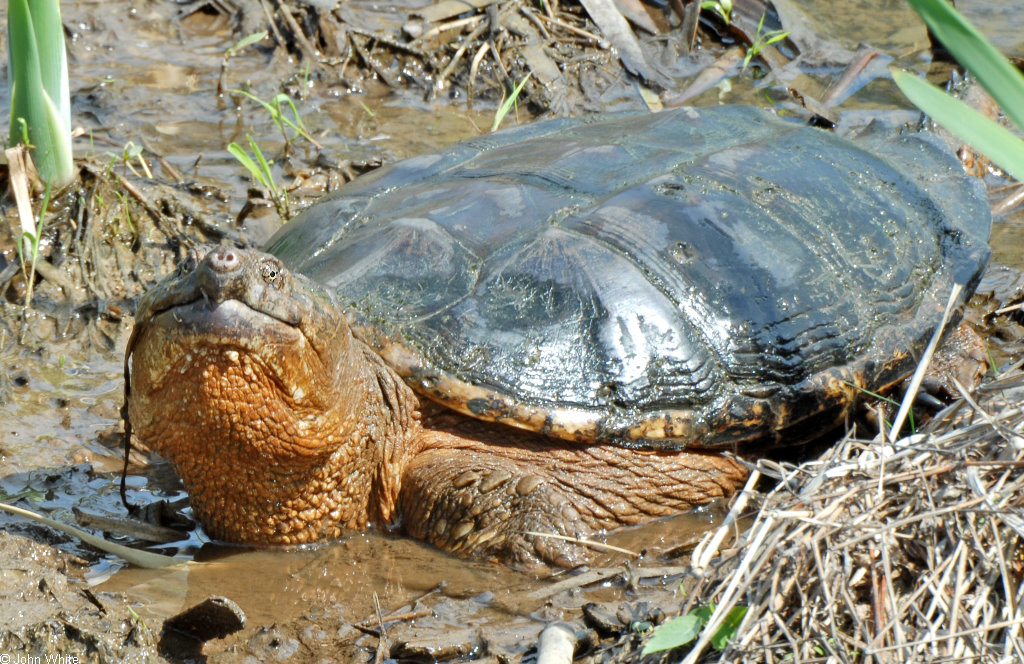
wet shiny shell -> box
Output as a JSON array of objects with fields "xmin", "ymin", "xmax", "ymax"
[{"xmin": 265, "ymin": 105, "xmax": 991, "ymax": 448}]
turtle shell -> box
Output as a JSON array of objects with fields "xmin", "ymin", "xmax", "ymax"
[{"xmin": 265, "ymin": 105, "xmax": 991, "ymax": 449}]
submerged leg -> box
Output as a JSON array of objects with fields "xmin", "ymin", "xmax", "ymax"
[{"xmin": 398, "ymin": 427, "xmax": 747, "ymax": 568}]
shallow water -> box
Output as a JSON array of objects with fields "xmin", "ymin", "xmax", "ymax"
[
  {"xmin": 99, "ymin": 507, "xmax": 724, "ymax": 636},
  {"xmin": 961, "ymin": 0, "xmax": 1024, "ymax": 58},
  {"xmin": 3, "ymin": 0, "xmax": 1024, "ymax": 657}
]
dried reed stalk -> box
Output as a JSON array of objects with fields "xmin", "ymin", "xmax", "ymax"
[{"xmin": 682, "ymin": 369, "xmax": 1024, "ymax": 663}]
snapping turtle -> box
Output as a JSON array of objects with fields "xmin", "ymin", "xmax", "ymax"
[{"xmin": 126, "ymin": 106, "xmax": 990, "ymax": 567}]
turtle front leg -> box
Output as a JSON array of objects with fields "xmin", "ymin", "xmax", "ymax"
[{"xmin": 397, "ymin": 430, "xmax": 748, "ymax": 568}]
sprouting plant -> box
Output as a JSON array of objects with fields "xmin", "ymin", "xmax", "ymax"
[
  {"xmin": 7, "ymin": 0, "xmax": 74, "ymax": 187},
  {"xmin": 299, "ymin": 61, "xmax": 313, "ymax": 100},
  {"xmin": 744, "ymin": 13, "xmax": 789, "ymax": 69},
  {"xmin": 113, "ymin": 191, "xmax": 136, "ymax": 234},
  {"xmin": 219, "ymin": 31, "xmax": 268, "ymax": 95},
  {"xmin": 492, "ymin": 73, "xmax": 532, "ymax": 132},
  {"xmin": 101, "ymin": 140, "xmax": 152, "ymax": 179},
  {"xmin": 229, "ymin": 88, "xmax": 321, "ymax": 151},
  {"xmin": 641, "ymin": 604, "xmax": 747, "ymax": 654},
  {"xmin": 126, "ymin": 605, "xmax": 149, "ymax": 631},
  {"xmin": 103, "ymin": 153, "xmax": 118, "ymax": 179},
  {"xmin": 225, "ymin": 31, "xmax": 268, "ymax": 60},
  {"xmin": 122, "ymin": 141, "xmax": 152, "ymax": 178},
  {"xmin": 228, "ymin": 135, "xmax": 290, "ymax": 220},
  {"xmin": 700, "ymin": 0, "xmax": 732, "ymax": 24},
  {"xmin": 841, "ymin": 380, "xmax": 915, "ymax": 434},
  {"xmin": 14, "ymin": 117, "xmax": 30, "ymax": 146},
  {"xmin": 16, "ymin": 184, "xmax": 53, "ymax": 306}
]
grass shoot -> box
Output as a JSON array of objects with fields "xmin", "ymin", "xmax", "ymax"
[
  {"xmin": 6, "ymin": 144, "xmax": 50, "ymax": 306},
  {"xmin": 7, "ymin": 0, "xmax": 74, "ymax": 188},
  {"xmin": 491, "ymin": 73, "xmax": 532, "ymax": 132},
  {"xmin": 229, "ymin": 88, "xmax": 321, "ymax": 150},
  {"xmin": 700, "ymin": 0, "xmax": 731, "ymax": 24},
  {"xmin": 743, "ymin": 13, "xmax": 789, "ymax": 69},
  {"xmin": 228, "ymin": 135, "xmax": 291, "ymax": 220}
]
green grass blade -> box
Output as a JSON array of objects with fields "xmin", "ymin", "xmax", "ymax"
[
  {"xmin": 226, "ymin": 30, "xmax": 268, "ymax": 58},
  {"xmin": 9, "ymin": 0, "xmax": 45, "ymax": 136},
  {"xmin": 906, "ymin": 0, "xmax": 1024, "ymax": 134},
  {"xmin": 272, "ymin": 94, "xmax": 309, "ymax": 133},
  {"xmin": 893, "ymin": 70, "xmax": 1024, "ymax": 183},
  {"xmin": 8, "ymin": 0, "xmax": 42, "ymax": 115},
  {"xmin": 227, "ymin": 141, "xmax": 268, "ymax": 188},
  {"xmin": 492, "ymin": 73, "xmax": 532, "ymax": 132},
  {"xmin": 31, "ymin": 0, "xmax": 71, "ymax": 134},
  {"xmin": 40, "ymin": 86, "xmax": 75, "ymax": 182},
  {"xmin": 230, "ymin": 89, "xmax": 317, "ymax": 145},
  {"xmin": 231, "ymin": 88, "xmax": 273, "ymax": 113},
  {"xmin": 247, "ymin": 135, "xmax": 279, "ymax": 198},
  {"xmin": 230, "ymin": 88, "xmax": 283, "ymax": 131}
]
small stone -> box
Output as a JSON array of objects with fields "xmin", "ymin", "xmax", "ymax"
[
  {"xmin": 246, "ymin": 624, "xmax": 300, "ymax": 660},
  {"xmin": 582, "ymin": 602, "xmax": 623, "ymax": 635},
  {"xmin": 392, "ymin": 626, "xmax": 481, "ymax": 660},
  {"xmin": 163, "ymin": 595, "xmax": 246, "ymax": 642}
]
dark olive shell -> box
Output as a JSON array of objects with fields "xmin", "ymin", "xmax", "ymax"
[{"xmin": 265, "ymin": 106, "xmax": 991, "ymax": 448}]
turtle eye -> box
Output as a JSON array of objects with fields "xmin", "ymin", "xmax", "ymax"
[{"xmin": 259, "ymin": 259, "xmax": 282, "ymax": 284}]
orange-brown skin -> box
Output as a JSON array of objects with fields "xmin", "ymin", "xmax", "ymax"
[
  {"xmin": 127, "ymin": 247, "xmax": 747, "ymax": 566},
  {"xmin": 403, "ymin": 409, "xmax": 748, "ymax": 566}
]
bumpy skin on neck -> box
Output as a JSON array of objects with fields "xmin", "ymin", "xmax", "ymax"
[{"xmin": 127, "ymin": 247, "xmax": 420, "ymax": 544}]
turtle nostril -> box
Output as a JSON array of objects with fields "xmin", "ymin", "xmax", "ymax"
[
  {"xmin": 197, "ymin": 248, "xmax": 247, "ymax": 302},
  {"xmin": 208, "ymin": 248, "xmax": 241, "ymax": 273}
]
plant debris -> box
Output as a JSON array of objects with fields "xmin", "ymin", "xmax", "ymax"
[{"xmin": 595, "ymin": 367, "xmax": 1024, "ymax": 662}]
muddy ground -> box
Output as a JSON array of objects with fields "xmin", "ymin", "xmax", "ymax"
[{"xmin": 2, "ymin": 0, "xmax": 1024, "ymax": 662}]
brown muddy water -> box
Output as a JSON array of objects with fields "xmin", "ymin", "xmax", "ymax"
[{"xmin": 3, "ymin": 0, "xmax": 1024, "ymax": 661}]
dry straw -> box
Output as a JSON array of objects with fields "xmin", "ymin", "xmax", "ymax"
[{"xmin": 677, "ymin": 366, "xmax": 1024, "ymax": 663}]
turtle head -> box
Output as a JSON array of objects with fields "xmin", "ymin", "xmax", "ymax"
[
  {"xmin": 132, "ymin": 246, "xmax": 351, "ymax": 394},
  {"xmin": 126, "ymin": 246, "xmax": 382, "ymax": 543}
]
